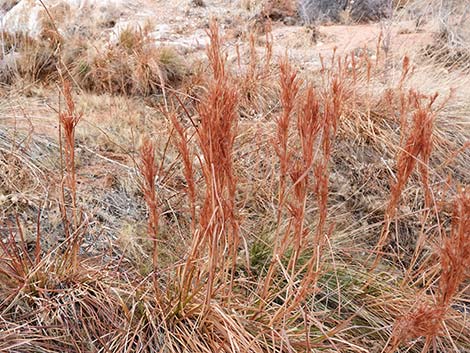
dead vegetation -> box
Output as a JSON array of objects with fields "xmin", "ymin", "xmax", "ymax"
[
  {"xmin": 1, "ymin": 24, "xmax": 187, "ymax": 96},
  {"xmin": 0, "ymin": 1, "xmax": 469, "ymax": 352}
]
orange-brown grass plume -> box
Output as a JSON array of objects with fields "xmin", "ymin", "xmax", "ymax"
[
  {"xmin": 314, "ymin": 72, "xmax": 344, "ymax": 245},
  {"xmin": 276, "ymin": 58, "xmax": 301, "ymax": 211},
  {"xmin": 59, "ymin": 80, "xmax": 82, "ymax": 270},
  {"xmin": 291, "ymin": 64, "xmax": 345, "ymax": 310},
  {"xmin": 390, "ymin": 188, "xmax": 470, "ymax": 352},
  {"xmin": 261, "ymin": 57, "xmax": 345, "ymax": 320},
  {"xmin": 391, "ymin": 303, "xmax": 446, "ymax": 352},
  {"xmin": 0, "ymin": 215, "xmax": 41, "ymax": 289},
  {"xmin": 261, "ymin": 57, "xmax": 301, "ymax": 301},
  {"xmin": 168, "ymin": 111, "xmax": 196, "ymax": 233},
  {"xmin": 178, "ymin": 20, "xmax": 239, "ymax": 304},
  {"xmin": 375, "ymin": 91, "xmax": 439, "ymax": 264},
  {"xmin": 59, "ymin": 81, "xmax": 81, "ymax": 212},
  {"xmin": 139, "ymin": 138, "xmax": 160, "ymax": 280},
  {"xmin": 289, "ymin": 85, "xmax": 321, "ymax": 264},
  {"xmin": 439, "ymin": 187, "xmax": 470, "ymax": 307}
]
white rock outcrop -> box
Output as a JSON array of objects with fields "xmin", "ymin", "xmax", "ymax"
[
  {"xmin": 1, "ymin": 0, "xmax": 46, "ymax": 37},
  {"xmin": 0, "ymin": 0, "xmax": 133, "ymax": 38}
]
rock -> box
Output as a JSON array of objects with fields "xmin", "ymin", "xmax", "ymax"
[
  {"xmin": 191, "ymin": 0, "xmax": 204, "ymax": 7},
  {"xmin": 298, "ymin": 0, "xmax": 348, "ymax": 24},
  {"xmin": 0, "ymin": 0, "xmax": 20, "ymax": 14},
  {"xmin": 350, "ymin": 0, "xmax": 392, "ymax": 22},
  {"xmin": 150, "ymin": 24, "xmax": 172, "ymax": 41},
  {"xmin": 298, "ymin": 0, "xmax": 392, "ymax": 24},
  {"xmin": 0, "ymin": 0, "xmax": 47, "ymax": 37},
  {"xmin": 0, "ymin": 0, "xmax": 131, "ymax": 39},
  {"xmin": 283, "ymin": 16, "xmax": 297, "ymax": 26}
]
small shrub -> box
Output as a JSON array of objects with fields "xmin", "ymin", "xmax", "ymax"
[
  {"xmin": 0, "ymin": 31, "xmax": 59, "ymax": 84},
  {"xmin": 1, "ymin": 25, "xmax": 187, "ymax": 96},
  {"xmin": 298, "ymin": 0, "xmax": 349, "ymax": 23},
  {"xmin": 424, "ymin": 30, "xmax": 470, "ymax": 71},
  {"xmin": 76, "ymin": 29, "xmax": 187, "ymax": 96},
  {"xmin": 298, "ymin": 0, "xmax": 393, "ymax": 24},
  {"xmin": 350, "ymin": 0, "xmax": 393, "ymax": 22},
  {"xmin": 262, "ymin": 0, "xmax": 296, "ymax": 20}
]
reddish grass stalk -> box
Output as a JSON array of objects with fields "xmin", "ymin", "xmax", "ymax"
[
  {"xmin": 316, "ymin": 77, "xmax": 342, "ymax": 236},
  {"xmin": 59, "ymin": 81, "xmax": 81, "ymax": 215},
  {"xmin": 298, "ymin": 87, "xmax": 321, "ymax": 172},
  {"xmin": 299, "ymin": 74, "xmax": 343, "ymax": 304},
  {"xmin": 438, "ymin": 188, "xmax": 470, "ymax": 307},
  {"xmin": 418, "ymin": 95, "xmax": 439, "ymax": 210},
  {"xmin": 263, "ymin": 59, "xmax": 344, "ymax": 313},
  {"xmin": 206, "ymin": 20, "xmax": 225, "ymax": 82},
  {"xmin": 391, "ymin": 189, "xmax": 470, "ymax": 351},
  {"xmin": 271, "ymin": 68, "xmax": 344, "ymax": 324},
  {"xmin": 168, "ymin": 112, "xmax": 196, "ymax": 233},
  {"xmin": 275, "ymin": 58, "xmax": 301, "ymax": 214},
  {"xmin": 261, "ymin": 58, "xmax": 300, "ymax": 301},
  {"xmin": 399, "ymin": 56, "xmax": 411, "ymax": 90},
  {"xmin": 263, "ymin": 22, "xmax": 273, "ymax": 75},
  {"xmin": 58, "ymin": 80, "xmax": 82, "ymax": 270},
  {"xmin": 289, "ymin": 86, "xmax": 321, "ymax": 266},
  {"xmin": 190, "ymin": 20, "xmax": 239, "ymax": 303},
  {"xmin": 375, "ymin": 91, "xmax": 438, "ymax": 265},
  {"xmin": 270, "ymin": 86, "xmax": 323, "ymax": 322},
  {"xmin": 0, "ymin": 217, "xmax": 34, "ymax": 287},
  {"xmin": 139, "ymin": 138, "xmax": 160, "ymax": 281},
  {"xmin": 391, "ymin": 303, "xmax": 445, "ymax": 351}
]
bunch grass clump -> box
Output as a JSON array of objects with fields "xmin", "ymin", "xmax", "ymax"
[
  {"xmin": 1, "ymin": 17, "xmax": 469, "ymax": 353},
  {"xmin": 390, "ymin": 188, "xmax": 470, "ymax": 351},
  {"xmin": 0, "ymin": 31, "xmax": 60, "ymax": 85},
  {"xmin": 1, "ymin": 25, "xmax": 187, "ymax": 97},
  {"xmin": 79, "ymin": 27, "xmax": 187, "ymax": 96}
]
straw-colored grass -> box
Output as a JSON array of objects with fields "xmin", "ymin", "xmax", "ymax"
[{"xmin": 0, "ymin": 6, "xmax": 469, "ymax": 353}]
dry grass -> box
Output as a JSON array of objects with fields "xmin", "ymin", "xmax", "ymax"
[
  {"xmin": 79, "ymin": 29, "xmax": 187, "ymax": 96},
  {"xmin": 1, "ymin": 26, "xmax": 187, "ymax": 97},
  {"xmin": 390, "ymin": 188, "xmax": 470, "ymax": 351},
  {"xmin": 375, "ymin": 88, "xmax": 440, "ymax": 265},
  {"xmin": 1, "ymin": 8, "xmax": 469, "ymax": 353},
  {"xmin": 139, "ymin": 138, "xmax": 160, "ymax": 282},
  {"xmin": 0, "ymin": 31, "xmax": 60, "ymax": 85}
]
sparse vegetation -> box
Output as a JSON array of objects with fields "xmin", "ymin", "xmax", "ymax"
[
  {"xmin": 1, "ymin": 25, "xmax": 187, "ymax": 96},
  {"xmin": 0, "ymin": 1, "xmax": 469, "ymax": 352}
]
